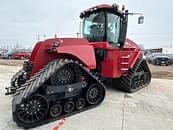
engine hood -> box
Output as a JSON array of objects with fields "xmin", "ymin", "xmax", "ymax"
[
  {"xmin": 44, "ymin": 38, "xmax": 89, "ymax": 47},
  {"xmin": 124, "ymin": 38, "xmax": 142, "ymax": 50},
  {"xmin": 29, "ymin": 38, "xmax": 90, "ymax": 61}
]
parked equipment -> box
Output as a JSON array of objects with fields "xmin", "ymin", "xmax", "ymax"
[
  {"xmin": 1, "ymin": 49, "xmax": 13, "ymax": 59},
  {"xmin": 5, "ymin": 3, "xmax": 151, "ymax": 128},
  {"xmin": 13, "ymin": 51, "xmax": 30, "ymax": 59}
]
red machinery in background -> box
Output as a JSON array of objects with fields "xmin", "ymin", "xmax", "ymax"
[
  {"xmin": 6, "ymin": 3, "xmax": 151, "ymax": 128},
  {"xmin": 13, "ymin": 52, "xmax": 30, "ymax": 59}
]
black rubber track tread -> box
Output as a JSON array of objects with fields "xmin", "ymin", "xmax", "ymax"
[
  {"xmin": 11, "ymin": 69, "xmax": 24, "ymax": 83},
  {"xmin": 12, "ymin": 59, "xmax": 106, "ymax": 129},
  {"xmin": 8, "ymin": 68, "xmax": 25, "ymax": 93},
  {"xmin": 114, "ymin": 57, "xmax": 151, "ymax": 93}
]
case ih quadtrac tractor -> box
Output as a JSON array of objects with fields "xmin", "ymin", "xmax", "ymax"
[{"xmin": 5, "ymin": 3, "xmax": 151, "ymax": 128}]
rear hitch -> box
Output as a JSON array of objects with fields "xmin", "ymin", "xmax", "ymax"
[{"xmin": 5, "ymin": 86, "xmax": 16, "ymax": 95}]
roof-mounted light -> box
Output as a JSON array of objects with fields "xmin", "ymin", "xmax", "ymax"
[
  {"xmin": 94, "ymin": 7, "xmax": 97, "ymax": 11},
  {"xmin": 80, "ymin": 11, "xmax": 86, "ymax": 18},
  {"xmin": 90, "ymin": 8, "xmax": 94, "ymax": 12},
  {"xmin": 80, "ymin": 7, "xmax": 98, "ymax": 18},
  {"xmin": 121, "ymin": 4, "xmax": 125, "ymax": 11},
  {"xmin": 112, "ymin": 3, "xmax": 119, "ymax": 11},
  {"xmin": 118, "ymin": 4, "xmax": 126, "ymax": 13}
]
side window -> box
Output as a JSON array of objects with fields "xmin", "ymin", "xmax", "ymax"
[
  {"xmin": 83, "ymin": 20, "xmax": 92, "ymax": 35},
  {"xmin": 107, "ymin": 13, "xmax": 120, "ymax": 45}
]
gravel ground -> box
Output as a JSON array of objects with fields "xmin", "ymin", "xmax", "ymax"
[
  {"xmin": 0, "ymin": 59, "xmax": 24, "ymax": 66},
  {"xmin": 148, "ymin": 63, "xmax": 173, "ymax": 79}
]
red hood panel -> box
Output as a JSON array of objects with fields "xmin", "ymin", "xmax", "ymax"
[{"xmin": 124, "ymin": 38, "xmax": 141, "ymax": 50}]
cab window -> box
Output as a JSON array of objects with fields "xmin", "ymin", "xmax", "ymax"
[{"xmin": 107, "ymin": 13, "xmax": 121, "ymax": 46}]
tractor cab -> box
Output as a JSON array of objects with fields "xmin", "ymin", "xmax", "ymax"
[
  {"xmin": 80, "ymin": 4, "xmax": 145, "ymax": 77},
  {"xmin": 80, "ymin": 4, "xmax": 129, "ymax": 75},
  {"xmin": 80, "ymin": 4, "xmax": 128, "ymax": 48}
]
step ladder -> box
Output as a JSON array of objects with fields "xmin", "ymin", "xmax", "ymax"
[{"xmin": 119, "ymin": 55, "xmax": 129, "ymax": 75}]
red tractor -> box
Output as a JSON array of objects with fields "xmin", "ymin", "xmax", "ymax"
[
  {"xmin": 6, "ymin": 3, "xmax": 151, "ymax": 128},
  {"xmin": 13, "ymin": 52, "xmax": 30, "ymax": 59}
]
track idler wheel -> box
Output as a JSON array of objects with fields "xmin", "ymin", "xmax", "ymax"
[
  {"xmin": 64, "ymin": 100, "xmax": 75, "ymax": 113},
  {"xmin": 16, "ymin": 95, "xmax": 49, "ymax": 124},
  {"xmin": 86, "ymin": 83, "xmax": 105, "ymax": 105},
  {"xmin": 75, "ymin": 98, "xmax": 86, "ymax": 110},
  {"xmin": 49, "ymin": 104, "xmax": 62, "ymax": 118}
]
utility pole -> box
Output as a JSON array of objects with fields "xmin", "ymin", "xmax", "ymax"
[
  {"xmin": 37, "ymin": 34, "xmax": 40, "ymax": 42},
  {"xmin": 170, "ymin": 40, "xmax": 172, "ymax": 48},
  {"xmin": 43, "ymin": 33, "xmax": 46, "ymax": 40}
]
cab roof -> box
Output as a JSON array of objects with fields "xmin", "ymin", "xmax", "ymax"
[{"xmin": 80, "ymin": 4, "xmax": 124, "ymax": 19}]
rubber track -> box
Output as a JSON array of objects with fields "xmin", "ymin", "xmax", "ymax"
[
  {"xmin": 118, "ymin": 57, "xmax": 151, "ymax": 92},
  {"xmin": 12, "ymin": 59, "xmax": 105, "ymax": 128}
]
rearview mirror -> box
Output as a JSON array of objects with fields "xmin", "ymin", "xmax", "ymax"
[{"xmin": 138, "ymin": 16, "xmax": 144, "ymax": 24}]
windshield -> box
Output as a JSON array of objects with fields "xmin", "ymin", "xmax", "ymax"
[
  {"xmin": 83, "ymin": 12, "xmax": 105, "ymax": 42},
  {"xmin": 82, "ymin": 11, "xmax": 121, "ymax": 46}
]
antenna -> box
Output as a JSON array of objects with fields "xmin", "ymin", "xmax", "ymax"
[
  {"xmin": 43, "ymin": 33, "xmax": 46, "ymax": 40},
  {"xmin": 37, "ymin": 34, "xmax": 40, "ymax": 42},
  {"xmin": 77, "ymin": 32, "xmax": 80, "ymax": 38}
]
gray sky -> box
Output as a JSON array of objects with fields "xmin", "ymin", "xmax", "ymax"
[{"xmin": 0, "ymin": 0, "xmax": 172, "ymax": 49}]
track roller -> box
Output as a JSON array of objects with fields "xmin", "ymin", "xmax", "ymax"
[
  {"xmin": 76, "ymin": 98, "xmax": 86, "ymax": 110},
  {"xmin": 64, "ymin": 100, "xmax": 75, "ymax": 113},
  {"xmin": 49, "ymin": 104, "xmax": 62, "ymax": 118}
]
